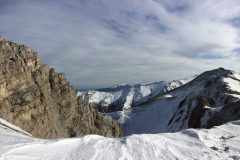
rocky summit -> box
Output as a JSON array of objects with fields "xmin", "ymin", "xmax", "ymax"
[{"xmin": 0, "ymin": 37, "xmax": 122, "ymax": 138}]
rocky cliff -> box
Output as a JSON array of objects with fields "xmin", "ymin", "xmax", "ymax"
[{"xmin": 0, "ymin": 37, "xmax": 122, "ymax": 138}]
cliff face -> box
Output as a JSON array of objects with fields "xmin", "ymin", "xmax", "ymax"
[{"xmin": 0, "ymin": 37, "xmax": 122, "ymax": 138}]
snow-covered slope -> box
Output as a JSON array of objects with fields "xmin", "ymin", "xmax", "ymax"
[
  {"xmin": 78, "ymin": 76, "xmax": 195, "ymax": 112},
  {"xmin": 1, "ymin": 119, "xmax": 240, "ymax": 160},
  {"xmin": 1, "ymin": 68, "xmax": 240, "ymax": 159},
  {"xmin": 107, "ymin": 68, "xmax": 240, "ymax": 136},
  {"xmin": 0, "ymin": 118, "xmax": 31, "ymax": 137}
]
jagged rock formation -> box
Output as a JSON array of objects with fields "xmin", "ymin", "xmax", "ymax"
[{"xmin": 0, "ymin": 37, "xmax": 122, "ymax": 138}]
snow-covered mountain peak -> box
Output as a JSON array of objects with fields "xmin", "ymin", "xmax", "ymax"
[
  {"xmin": 191, "ymin": 68, "xmax": 236, "ymax": 83},
  {"xmin": 78, "ymin": 76, "xmax": 196, "ymax": 112},
  {"xmin": 103, "ymin": 68, "xmax": 240, "ymax": 136}
]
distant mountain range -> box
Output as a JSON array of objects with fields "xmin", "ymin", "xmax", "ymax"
[
  {"xmin": 78, "ymin": 75, "xmax": 196, "ymax": 112},
  {"xmin": 79, "ymin": 68, "xmax": 240, "ymax": 136}
]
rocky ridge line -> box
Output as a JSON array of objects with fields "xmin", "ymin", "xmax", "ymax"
[{"xmin": 0, "ymin": 37, "xmax": 122, "ymax": 138}]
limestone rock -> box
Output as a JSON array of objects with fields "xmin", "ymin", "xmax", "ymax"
[{"xmin": 0, "ymin": 37, "xmax": 122, "ymax": 138}]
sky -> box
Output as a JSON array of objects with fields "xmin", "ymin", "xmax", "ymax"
[{"xmin": 1, "ymin": 0, "xmax": 240, "ymax": 89}]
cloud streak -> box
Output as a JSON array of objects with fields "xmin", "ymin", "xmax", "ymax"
[{"xmin": 1, "ymin": 0, "xmax": 240, "ymax": 89}]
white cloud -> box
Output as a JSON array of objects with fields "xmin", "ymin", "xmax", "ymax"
[{"xmin": 1, "ymin": 0, "xmax": 240, "ymax": 89}]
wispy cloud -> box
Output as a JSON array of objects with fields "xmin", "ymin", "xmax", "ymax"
[{"xmin": 1, "ymin": 0, "xmax": 240, "ymax": 89}]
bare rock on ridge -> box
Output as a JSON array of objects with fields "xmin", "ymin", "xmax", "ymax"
[{"xmin": 0, "ymin": 37, "xmax": 122, "ymax": 138}]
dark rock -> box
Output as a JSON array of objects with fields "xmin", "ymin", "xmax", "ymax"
[
  {"xmin": 206, "ymin": 101, "xmax": 240, "ymax": 128},
  {"xmin": 188, "ymin": 96, "xmax": 209, "ymax": 128}
]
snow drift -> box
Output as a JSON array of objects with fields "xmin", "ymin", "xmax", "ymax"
[{"xmin": 1, "ymin": 118, "xmax": 240, "ymax": 160}]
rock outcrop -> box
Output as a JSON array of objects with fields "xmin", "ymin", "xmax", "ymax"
[{"xmin": 0, "ymin": 37, "xmax": 122, "ymax": 138}]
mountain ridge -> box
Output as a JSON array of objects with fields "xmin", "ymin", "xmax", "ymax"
[
  {"xmin": 78, "ymin": 75, "xmax": 196, "ymax": 112},
  {"xmin": 0, "ymin": 36, "xmax": 122, "ymax": 138},
  {"xmin": 91, "ymin": 67, "xmax": 240, "ymax": 136}
]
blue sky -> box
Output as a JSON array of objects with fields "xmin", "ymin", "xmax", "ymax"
[{"xmin": 1, "ymin": 0, "xmax": 240, "ymax": 89}]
